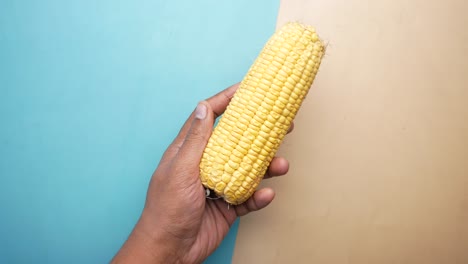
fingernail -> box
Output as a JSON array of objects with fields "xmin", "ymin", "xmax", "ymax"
[
  {"xmin": 195, "ymin": 103, "xmax": 207, "ymax": 120},
  {"xmin": 256, "ymin": 188, "xmax": 275, "ymax": 209}
]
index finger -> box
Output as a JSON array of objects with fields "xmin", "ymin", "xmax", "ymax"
[
  {"xmin": 207, "ymin": 82, "xmax": 239, "ymax": 118},
  {"xmin": 161, "ymin": 83, "xmax": 239, "ymax": 162},
  {"xmin": 179, "ymin": 83, "xmax": 238, "ymax": 141}
]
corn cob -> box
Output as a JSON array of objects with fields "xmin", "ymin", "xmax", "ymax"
[{"xmin": 200, "ymin": 22, "xmax": 325, "ymax": 205}]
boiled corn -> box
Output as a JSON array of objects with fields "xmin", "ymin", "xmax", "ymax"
[{"xmin": 200, "ymin": 22, "xmax": 325, "ymax": 205}]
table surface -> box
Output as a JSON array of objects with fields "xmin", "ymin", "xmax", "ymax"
[{"xmin": 233, "ymin": 0, "xmax": 468, "ymax": 263}]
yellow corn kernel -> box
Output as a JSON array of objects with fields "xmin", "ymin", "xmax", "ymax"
[{"xmin": 199, "ymin": 22, "xmax": 325, "ymax": 205}]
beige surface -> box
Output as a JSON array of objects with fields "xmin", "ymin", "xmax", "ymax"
[{"xmin": 233, "ymin": 0, "xmax": 468, "ymax": 263}]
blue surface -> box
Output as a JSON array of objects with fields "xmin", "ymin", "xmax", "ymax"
[{"xmin": 0, "ymin": 0, "xmax": 279, "ymax": 263}]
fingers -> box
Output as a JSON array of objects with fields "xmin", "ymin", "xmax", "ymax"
[
  {"xmin": 162, "ymin": 82, "xmax": 292, "ymax": 167},
  {"xmin": 162, "ymin": 84, "xmax": 239, "ymax": 163},
  {"xmin": 174, "ymin": 101, "xmax": 214, "ymax": 168},
  {"xmin": 206, "ymin": 83, "xmax": 238, "ymax": 118},
  {"xmin": 228, "ymin": 157, "xmax": 287, "ymax": 216},
  {"xmin": 264, "ymin": 157, "xmax": 289, "ymax": 179},
  {"xmin": 234, "ymin": 188, "xmax": 275, "ymax": 217},
  {"xmin": 287, "ymin": 122, "xmax": 294, "ymax": 134},
  {"xmin": 159, "ymin": 111, "xmax": 197, "ymax": 164},
  {"xmin": 177, "ymin": 83, "xmax": 238, "ymax": 145}
]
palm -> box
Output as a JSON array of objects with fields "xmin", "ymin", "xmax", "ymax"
[
  {"xmin": 113, "ymin": 85, "xmax": 291, "ymax": 263},
  {"xmin": 186, "ymin": 198, "xmax": 237, "ymax": 262},
  {"xmin": 185, "ymin": 167, "xmax": 284, "ymax": 263}
]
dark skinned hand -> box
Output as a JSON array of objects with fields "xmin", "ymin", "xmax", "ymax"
[{"xmin": 112, "ymin": 83, "xmax": 293, "ymax": 264}]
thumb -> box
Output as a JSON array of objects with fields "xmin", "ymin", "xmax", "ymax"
[{"xmin": 175, "ymin": 101, "xmax": 214, "ymax": 165}]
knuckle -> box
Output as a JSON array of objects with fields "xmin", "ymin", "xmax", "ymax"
[{"xmin": 187, "ymin": 125, "xmax": 208, "ymax": 143}]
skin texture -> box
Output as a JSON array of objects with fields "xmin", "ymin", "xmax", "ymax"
[{"xmin": 112, "ymin": 83, "xmax": 292, "ymax": 264}]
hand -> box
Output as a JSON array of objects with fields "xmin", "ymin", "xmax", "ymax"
[{"xmin": 112, "ymin": 83, "xmax": 293, "ymax": 264}]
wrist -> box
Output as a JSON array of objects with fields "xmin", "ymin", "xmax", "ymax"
[{"xmin": 112, "ymin": 213, "xmax": 183, "ymax": 264}]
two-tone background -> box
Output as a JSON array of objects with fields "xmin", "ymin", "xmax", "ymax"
[{"xmin": 1, "ymin": 0, "xmax": 467, "ymax": 263}]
